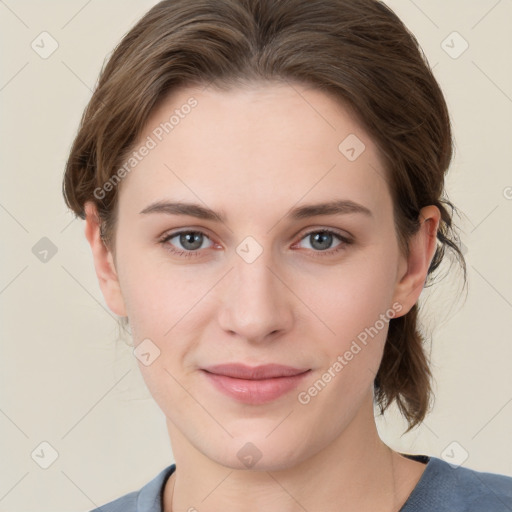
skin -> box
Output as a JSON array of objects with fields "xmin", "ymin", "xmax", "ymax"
[{"xmin": 84, "ymin": 82, "xmax": 440, "ymax": 512}]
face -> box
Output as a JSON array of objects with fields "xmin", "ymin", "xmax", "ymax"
[{"xmin": 87, "ymin": 81, "xmax": 436, "ymax": 471}]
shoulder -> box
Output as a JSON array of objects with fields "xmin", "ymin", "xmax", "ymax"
[
  {"xmin": 402, "ymin": 455, "xmax": 512, "ymax": 512},
  {"xmin": 88, "ymin": 464, "xmax": 176, "ymax": 512},
  {"xmin": 451, "ymin": 460, "xmax": 512, "ymax": 511}
]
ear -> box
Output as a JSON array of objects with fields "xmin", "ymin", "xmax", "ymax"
[
  {"xmin": 392, "ymin": 205, "xmax": 440, "ymax": 317},
  {"xmin": 84, "ymin": 201, "xmax": 127, "ymax": 317}
]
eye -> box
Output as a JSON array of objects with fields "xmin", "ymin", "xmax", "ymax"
[
  {"xmin": 159, "ymin": 230, "xmax": 215, "ymax": 258},
  {"xmin": 159, "ymin": 228, "xmax": 353, "ymax": 259},
  {"xmin": 293, "ymin": 229, "xmax": 353, "ymax": 256}
]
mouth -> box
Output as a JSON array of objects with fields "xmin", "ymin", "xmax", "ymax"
[{"xmin": 201, "ymin": 363, "xmax": 311, "ymax": 404}]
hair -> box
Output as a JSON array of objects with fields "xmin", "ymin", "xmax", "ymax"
[{"xmin": 62, "ymin": 0, "xmax": 467, "ymax": 432}]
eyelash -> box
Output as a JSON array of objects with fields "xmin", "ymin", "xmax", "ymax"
[{"xmin": 158, "ymin": 228, "xmax": 353, "ymax": 259}]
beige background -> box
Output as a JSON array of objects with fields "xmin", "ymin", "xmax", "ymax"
[{"xmin": 1, "ymin": 0, "xmax": 511, "ymax": 510}]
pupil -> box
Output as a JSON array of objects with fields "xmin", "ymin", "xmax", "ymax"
[
  {"xmin": 181, "ymin": 232, "xmax": 202, "ymax": 250},
  {"xmin": 312, "ymin": 232, "xmax": 332, "ymax": 251}
]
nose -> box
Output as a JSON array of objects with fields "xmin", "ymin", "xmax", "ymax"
[{"xmin": 217, "ymin": 248, "xmax": 294, "ymax": 343}]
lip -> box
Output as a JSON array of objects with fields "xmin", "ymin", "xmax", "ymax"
[
  {"xmin": 201, "ymin": 364, "xmax": 311, "ymax": 404},
  {"xmin": 203, "ymin": 363, "xmax": 310, "ymax": 379}
]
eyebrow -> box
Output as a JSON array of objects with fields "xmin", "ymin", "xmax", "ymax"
[{"xmin": 139, "ymin": 199, "xmax": 373, "ymax": 223}]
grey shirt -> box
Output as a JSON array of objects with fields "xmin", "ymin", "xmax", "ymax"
[{"xmin": 90, "ymin": 454, "xmax": 512, "ymax": 511}]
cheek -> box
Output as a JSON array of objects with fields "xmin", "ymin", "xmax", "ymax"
[
  {"xmin": 116, "ymin": 241, "xmax": 198, "ymax": 338},
  {"xmin": 311, "ymin": 249, "xmax": 398, "ymax": 340},
  {"xmin": 116, "ymin": 249, "xmax": 211, "ymax": 404},
  {"xmin": 294, "ymin": 269, "xmax": 396, "ymax": 428},
  {"xmin": 302, "ymin": 248, "xmax": 399, "ymax": 392}
]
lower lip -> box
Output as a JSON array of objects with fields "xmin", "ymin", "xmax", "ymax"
[{"xmin": 202, "ymin": 370, "xmax": 311, "ymax": 405}]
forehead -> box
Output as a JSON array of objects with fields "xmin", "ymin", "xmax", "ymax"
[{"xmin": 117, "ymin": 82, "xmax": 391, "ymax": 221}]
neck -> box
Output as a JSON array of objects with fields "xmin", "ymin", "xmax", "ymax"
[{"xmin": 163, "ymin": 393, "xmax": 426, "ymax": 512}]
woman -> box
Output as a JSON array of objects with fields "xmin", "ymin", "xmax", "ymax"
[{"xmin": 62, "ymin": 0, "xmax": 512, "ymax": 510}]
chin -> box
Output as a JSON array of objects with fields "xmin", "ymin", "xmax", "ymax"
[{"xmin": 202, "ymin": 429, "xmax": 315, "ymax": 473}]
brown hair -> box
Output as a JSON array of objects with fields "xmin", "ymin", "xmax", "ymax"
[{"xmin": 62, "ymin": 0, "xmax": 467, "ymax": 432}]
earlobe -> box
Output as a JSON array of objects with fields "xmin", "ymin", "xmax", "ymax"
[
  {"xmin": 392, "ymin": 206, "xmax": 440, "ymax": 316},
  {"xmin": 84, "ymin": 201, "xmax": 127, "ymax": 317}
]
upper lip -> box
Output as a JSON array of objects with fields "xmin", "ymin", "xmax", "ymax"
[{"xmin": 202, "ymin": 364, "xmax": 310, "ymax": 380}]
